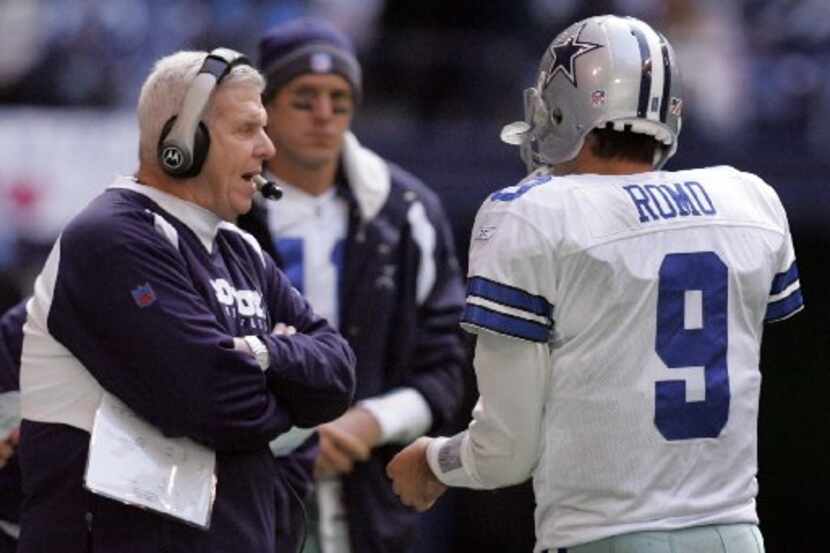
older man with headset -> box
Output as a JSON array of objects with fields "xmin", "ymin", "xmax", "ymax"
[{"xmin": 16, "ymin": 48, "xmax": 356, "ymax": 553}]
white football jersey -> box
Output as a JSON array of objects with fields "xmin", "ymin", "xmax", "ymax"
[
  {"xmin": 264, "ymin": 182, "xmax": 348, "ymax": 329},
  {"xmin": 264, "ymin": 181, "xmax": 354, "ymax": 553},
  {"xmin": 461, "ymin": 165, "xmax": 803, "ymax": 548}
]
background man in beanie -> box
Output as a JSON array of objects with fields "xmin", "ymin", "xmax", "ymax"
[{"xmin": 238, "ymin": 16, "xmax": 466, "ymax": 553}]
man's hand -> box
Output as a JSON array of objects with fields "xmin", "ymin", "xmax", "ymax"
[
  {"xmin": 272, "ymin": 322, "xmax": 297, "ymax": 336},
  {"xmin": 386, "ymin": 437, "xmax": 447, "ymax": 511},
  {"xmin": 233, "ymin": 322, "xmax": 296, "ymax": 354},
  {"xmin": 315, "ymin": 407, "xmax": 381, "ymax": 477},
  {"xmin": 0, "ymin": 427, "xmax": 19, "ymax": 469}
]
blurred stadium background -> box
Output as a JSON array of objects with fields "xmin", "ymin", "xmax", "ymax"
[{"xmin": 0, "ymin": 1, "xmax": 827, "ymax": 551}]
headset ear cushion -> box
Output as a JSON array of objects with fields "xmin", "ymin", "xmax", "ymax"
[
  {"xmin": 157, "ymin": 116, "xmax": 184, "ymax": 177},
  {"xmin": 156, "ymin": 117, "xmax": 211, "ymax": 179},
  {"xmin": 188, "ymin": 121, "xmax": 211, "ymax": 177}
]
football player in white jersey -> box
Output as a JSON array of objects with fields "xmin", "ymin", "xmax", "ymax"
[{"xmin": 387, "ymin": 14, "xmax": 803, "ymax": 553}]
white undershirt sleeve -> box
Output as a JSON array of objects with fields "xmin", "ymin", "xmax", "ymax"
[
  {"xmin": 359, "ymin": 387, "xmax": 433, "ymax": 445},
  {"xmin": 426, "ymin": 332, "xmax": 550, "ymax": 489}
]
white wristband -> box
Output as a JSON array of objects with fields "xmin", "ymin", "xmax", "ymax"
[
  {"xmin": 358, "ymin": 388, "xmax": 432, "ymax": 445},
  {"xmin": 242, "ymin": 335, "xmax": 269, "ymax": 371}
]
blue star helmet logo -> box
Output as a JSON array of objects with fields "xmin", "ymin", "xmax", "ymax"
[{"xmin": 544, "ymin": 23, "xmax": 604, "ymax": 88}]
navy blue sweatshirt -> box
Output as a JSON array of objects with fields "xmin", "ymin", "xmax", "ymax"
[
  {"xmin": 0, "ymin": 299, "xmax": 26, "ymax": 552},
  {"xmin": 18, "ymin": 180, "xmax": 355, "ymax": 553}
]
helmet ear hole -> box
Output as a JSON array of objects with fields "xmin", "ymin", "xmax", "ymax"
[
  {"xmin": 551, "ymin": 108, "xmax": 563, "ymax": 125},
  {"xmin": 528, "ymin": 89, "xmax": 549, "ymax": 130}
]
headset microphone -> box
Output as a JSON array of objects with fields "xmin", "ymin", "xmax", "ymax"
[{"xmin": 252, "ymin": 174, "xmax": 283, "ymax": 201}]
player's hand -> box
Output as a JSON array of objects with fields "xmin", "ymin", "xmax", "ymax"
[
  {"xmin": 315, "ymin": 407, "xmax": 380, "ymax": 477},
  {"xmin": 0, "ymin": 427, "xmax": 19, "ymax": 469},
  {"xmin": 386, "ymin": 437, "xmax": 447, "ymax": 512}
]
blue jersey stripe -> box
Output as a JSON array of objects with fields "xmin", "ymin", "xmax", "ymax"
[
  {"xmin": 467, "ymin": 276, "xmax": 552, "ymax": 318},
  {"xmin": 629, "ymin": 24, "xmax": 652, "ymax": 119},
  {"xmin": 462, "ymin": 303, "xmax": 550, "ymax": 343},
  {"xmin": 275, "ymin": 238, "xmax": 304, "ymax": 294},
  {"xmin": 765, "ymin": 288, "xmax": 804, "ymax": 322},
  {"xmin": 489, "ymin": 176, "xmax": 548, "ymax": 202},
  {"xmin": 658, "ymin": 33, "xmax": 672, "ymax": 123},
  {"xmin": 770, "ymin": 261, "xmax": 799, "ymax": 295}
]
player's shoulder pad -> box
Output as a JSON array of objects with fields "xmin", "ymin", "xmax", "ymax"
[
  {"xmin": 487, "ymin": 172, "xmax": 556, "ymax": 204},
  {"xmin": 719, "ymin": 165, "xmax": 786, "ymax": 209},
  {"xmin": 694, "ymin": 165, "xmax": 770, "ymax": 191},
  {"xmin": 726, "ymin": 166, "xmax": 775, "ymax": 193},
  {"xmin": 476, "ymin": 172, "xmax": 568, "ymax": 228}
]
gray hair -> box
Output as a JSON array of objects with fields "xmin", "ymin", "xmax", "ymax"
[{"xmin": 136, "ymin": 50, "xmax": 265, "ymax": 167}]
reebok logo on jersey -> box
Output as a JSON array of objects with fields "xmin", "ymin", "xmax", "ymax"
[
  {"xmin": 131, "ymin": 282, "xmax": 157, "ymax": 308},
  {"xmin": 475, "ymin": 225, "xmax": 498, "ymax": 241}
]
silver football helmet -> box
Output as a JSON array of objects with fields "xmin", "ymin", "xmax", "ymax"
[{"xmin": 501, "ymin": 15, "xmax": 683, "ymax": 171}]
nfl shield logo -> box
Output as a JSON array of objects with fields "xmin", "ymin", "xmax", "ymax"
[
  {"xmin": 131, "ymin": 283, "xmax": 157, "ymax": 308},
  {"xmin": 311, "ymin": 52, "xmax": 333, "ymax": 73},
  {"xmin": 591, "ymin": 89, "xmax": 606, "ymax": 107}
]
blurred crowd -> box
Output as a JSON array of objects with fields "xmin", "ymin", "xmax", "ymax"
[
  {"xmin": 2, "ymin": 0, "xmax": 830, "ymax": 142},
  {"xmin": 1, "ymin": 0, "xmax": 829, "ymax": 305}
]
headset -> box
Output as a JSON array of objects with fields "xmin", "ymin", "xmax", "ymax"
[{"xmin": 157, "ymin": 47, "xmax": 282, "ymax": 200}]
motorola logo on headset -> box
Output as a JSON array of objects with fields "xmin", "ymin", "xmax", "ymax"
[{"xmin": 160, "ymin": 146, "xmax": 185, "ymax": 171}]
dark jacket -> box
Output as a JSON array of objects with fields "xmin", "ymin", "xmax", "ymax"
[
  {"xmin": 0, "ymin": 300, "xmax": 26, "ymax": 553},
  {"xmin": 238, "ymin": 134, "xmax": 466, "ymax": 553},
  {"xmin": 17, "ymin": 183, "xmax": 356, "ymax": 553}
]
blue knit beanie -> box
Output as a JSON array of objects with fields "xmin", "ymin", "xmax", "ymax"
[{"xmin": 258, "ymin": 17, "xmax": 362, "ymax": 102}]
